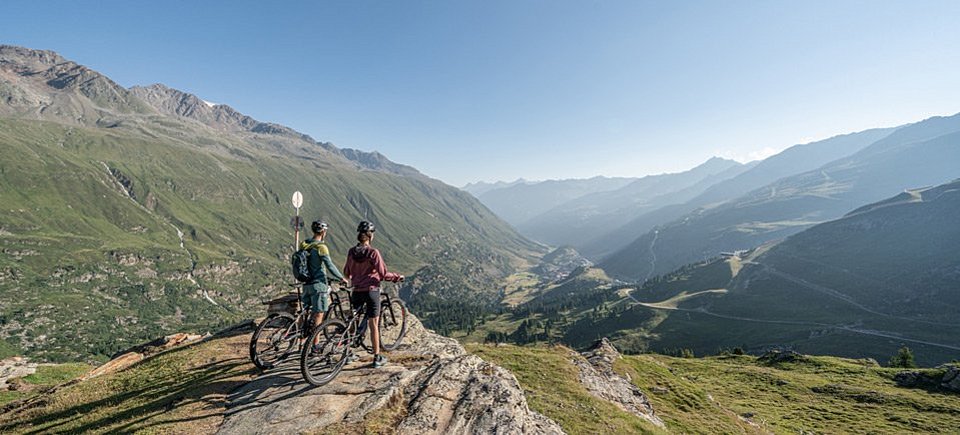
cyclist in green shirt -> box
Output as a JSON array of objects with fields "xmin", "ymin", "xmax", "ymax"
[{"xmin": 301, "ymin": 220, "xmax": 345, "ymax": 349}]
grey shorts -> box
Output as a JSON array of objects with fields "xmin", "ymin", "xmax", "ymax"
[{"xmin": 302, "ymin": 282, "xmax": 330, "ymax": 314}]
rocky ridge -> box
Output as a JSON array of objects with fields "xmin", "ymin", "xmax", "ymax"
[
  {"xmin": 218, "ymin": 314, "xmax": 563, "ymax": 434},
  {"xmin": 894, "ymin": 364, "xmax": 960, "ymax": 394},
  {"xmin": 0, "ymin": 44, "xmax": 419, "ymax": 177},
  {"xmin": 573, "ymin": 338, "xmax": 664, "ymax": 428}
]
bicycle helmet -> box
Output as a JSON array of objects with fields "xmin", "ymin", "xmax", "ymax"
[
  {"xmin": 357, "ymin": 220, "xmax": 376, "ymax": 233},
  {"xmin": 311, "ymin": 220, "xmax": 329, "ymax": 233}
]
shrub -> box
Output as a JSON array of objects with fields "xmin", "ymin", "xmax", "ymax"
[{"xmin": 888, "ymin": 346, "xmax": 917, "ymax": 368}]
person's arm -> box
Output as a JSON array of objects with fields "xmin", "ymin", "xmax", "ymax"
[
  {"xmin": 342, "ymin": 253, "xmax": 353, "ymax": 282},
  {"xmin": 313, "ymin": 244, "xmax": 343, "ymax": 283},
  {"xmin": 322, "ymin": 255, "xmax": 345, "ymax": 283},
  {"xmin": 372, "ymin": 249, "xmax": 402, "ymax": 282}
]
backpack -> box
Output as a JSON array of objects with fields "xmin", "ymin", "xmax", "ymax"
[{"xmin": 291, "ymin": 245, "xmax": 317, "ymax": 283}]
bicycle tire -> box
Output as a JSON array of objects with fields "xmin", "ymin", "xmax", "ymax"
[
  {"xmin": 250, "ymin": 312, "xmax": 298, "ymax": 370},
  {"xmin": 380, "ymin": 298, "xmax": 408, "ymax": 351},
  {"xmin": 358, "ymin": 313, "xmax": 374, "ymax": 353},
  {"xmin": 300, "ymin": 319, "xmax": 349, "ymax": 387},
  {"xmin": 323, "ymin": 291, "xmax": 348, "ymax": 322}
]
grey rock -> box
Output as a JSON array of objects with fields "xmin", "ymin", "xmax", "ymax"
[
  {"xmin": 758, "ymin": 350, "xmax": 805, "ymax": 364},
  {"xmin": 399, "ymin": 354, "xmax": 562, "ymax": 434},
  {"xmin": 942, "ymin": 365, "xmax": 960, "ymax": 393},
  {"xmin": 572, "ymin": 339, "xmax": 664, "ymax": 428},
  {"xmin": 217, "ymin": 314, "xmax": 563, "ymax": 434},
  {"xmin": 0, "ymin": 357, "xmax": 37, "ymax": 390},
  {"xmin": 893, "ymin": 371, "xmax": 925, "ymax": 388}
]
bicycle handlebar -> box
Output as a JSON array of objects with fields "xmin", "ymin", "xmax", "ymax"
[{"xmin": 286, "ymin": 280, "xmax": 402, "ymax": 292}]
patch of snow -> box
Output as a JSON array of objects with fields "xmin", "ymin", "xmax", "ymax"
[{"xmin": 202, "ymin": 100, "xmax": 218, "ymax": 108}]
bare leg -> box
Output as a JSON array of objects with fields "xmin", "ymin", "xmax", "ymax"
[
  {"xmin": 312, "ymin": 312, "xmax": 325, "ymax": 345},
  {"xmin": 369, "ymin": 317, "xmax": 380, "ymax": 356}
]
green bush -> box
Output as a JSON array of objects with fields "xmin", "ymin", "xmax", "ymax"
[{"xmin": 888, "ymin": 346, "xmax": 917, "ymax": 368}]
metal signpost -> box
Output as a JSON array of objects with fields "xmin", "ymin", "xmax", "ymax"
[{"xmin": 292, "ymin": 191, "xmax": 304, "ymax": 250}]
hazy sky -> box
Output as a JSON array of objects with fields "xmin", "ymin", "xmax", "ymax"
[{"xmin": 5, "ymin": 1, "xmax": 960, "ymax": 186}]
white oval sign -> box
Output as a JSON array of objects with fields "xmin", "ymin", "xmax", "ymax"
[{"xmin": 292, "ymin": 191, "xmax": 303, "ymax": 209}]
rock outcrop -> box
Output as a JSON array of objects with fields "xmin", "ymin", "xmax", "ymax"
[
  {"xmin": 894, "ymin": 364, "xmax": 960, "ymax": 394},
  {"xmin": 757, "ymin": 349, "xmax": 806, "ymax": 364},
  {"xmin": 572, "ymin": 338, "xmax": 664, "ymax": 428},
  {"xmin": 0, "ymin": 357, "xmax": 37, "ymax": 390},
  {"xmin": 81, "ymin": 352, "xmax": 144, "ymax": 381},
  {"xmin": 217, "ymin": 314, "xmax": 563, "ymax": 434},
  {"xmin": 945, "ymin": 365, "xmax": 960, "ymax": 392}
]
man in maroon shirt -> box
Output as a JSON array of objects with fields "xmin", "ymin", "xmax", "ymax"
[{"xmin": 343, "ymin": 221, "xmax": 404, "ymax": 368}]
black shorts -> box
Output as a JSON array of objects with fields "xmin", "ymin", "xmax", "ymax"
[{"xmin": 350, "ymin": 289, "xmax": 381, "ymax": 318}]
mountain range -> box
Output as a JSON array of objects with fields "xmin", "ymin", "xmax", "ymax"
[
  {"xmin": 468, "ymin": 178, "xmax": 960, "ymax": 366},
  {"xmin": 517, "ymin": 157, "xmax": 749, "ymax": 250},
  {"xmin": 469, "ymin": 126, "xmax": 897, "ymax": 261},
  {"xmin": 601, "ymin": 113, "xmax": 960, "ymax": 281},
  {"xmin": 3, "ymin": 43, "xmax": 958, "ymax": 371},
  {"xmin": 470, "ymin": 176, "xmax": 639, "ymax": 226},
  {"xmin": 0, "ymin": 45, "xmax": 537, "ymax": 361}
]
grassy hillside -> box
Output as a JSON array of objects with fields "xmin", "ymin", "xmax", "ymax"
[
  {"xmin": 0, "ymin": 115, "xmax": 535, "ymax": 361},
  {"xmin": 616, "ymin": 352, "xmax": 960, "ymax": 434},
  {"xmin": 0, "ymin": 331, "xmax": 254, "ymax": 433},
  {"xmin": 3, "ymin": 329, "xmax": 956, "ymax": 434},
  {"xmin": 470, "ymin": 343, "xmax": 960, "ymax": 434},
  {"xmin": 464, "ymin": 180, "xmax": 960, "ymax": 366},
  {"xmin": 0, "ymin": 46, "xmax": 538, "ymax": 362},
  {"xmin": 467, "ymin": 343, "xmax": 662, "ymax": 434}
]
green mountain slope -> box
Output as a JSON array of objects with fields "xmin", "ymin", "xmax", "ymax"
[
  {"xmin": 469, "ymin": 180, "xmax": 960, "ymax": 365},
  {"xmin": 625, "ymin": 179, "xmax": 960, "ymax": 364},
  {"xmin": 602, "ymin": 114, "xmax": 960, "ymax": 281},
  {"xmin": 0, "ymin": 46, "xmax": 536, "ymax": 362},
  {"xmin": 472, "ymin": 343, "xmax": 960, "ymax": 435}
]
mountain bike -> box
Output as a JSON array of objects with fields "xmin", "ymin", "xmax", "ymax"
[
  {"xmin": 248, "ymin": 281, "xmax": 350, "ymax": 370},
  {"xmin": 300, "ymin": 283, "xmax": 408, "ymax": 386},
  {"xmin": 377, "ymin": 284, "xmax": 408, "ymax": 351}
]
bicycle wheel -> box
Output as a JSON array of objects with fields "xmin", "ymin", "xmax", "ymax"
[
  {"xmin": 323, "ymin": 291, "xmax": 348, "ymax": 322},
  {"xmin": 358, "ymin": 314, "xmax": 374, "ymax": 353},
  {"xmin": 300, "ymin": 319, "xmax": 349, "ymax": 387},
  {"xmin": 250, "ymin": 313, "xmax": 298, "ymax": 370},
  {"xmin": 379, "ymin": 297, "xmax": 408, "ymax": 351}
]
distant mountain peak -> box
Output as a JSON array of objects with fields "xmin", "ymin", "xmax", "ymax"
[
  {"xmin": 1, "ymin": 45, "xmax": 422, "ymax": 179},
  {"xmin": 0, "ymin": 45, "xmax": 67, "ymax": 67},
  {"xmin": 128, "ymin": 83, "xmax": 310, "ymax": 140},
  {"xmin": 1, "ymin": 44, "xmax": 152, "ymax": 119},
  {"xmin": 691, "ymin": 156, "xmax": 740, "ymax": 171}
]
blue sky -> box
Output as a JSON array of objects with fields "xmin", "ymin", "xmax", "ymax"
[{"xmin": 5, "ymin": 1, "xmax": 960, "ymax": 185}]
